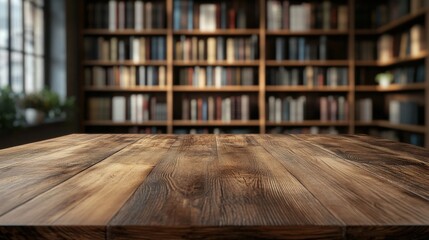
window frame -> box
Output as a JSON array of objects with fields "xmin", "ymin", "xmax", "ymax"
[{"xmin": 0, "ymin": 0, "xmax": 46, "ymax": 94}]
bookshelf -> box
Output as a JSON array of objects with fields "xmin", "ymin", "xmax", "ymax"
[{"xmin": 79, "ymin": 0, "xmax": 429, "ymax": 147}]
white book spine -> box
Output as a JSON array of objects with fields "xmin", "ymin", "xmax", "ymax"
[
  {"xmin": 147, "ymin": 67, "xmax": 154, "ymax": 86},
  {"xmin": 207, "ymin": 37, "xmax": 216, "ymax": 63},
  {"xmin": 135, "ymin": 1, "xmax": 143, "ymax": 30},
  {"xmin": 132, "ymin": 38, "xmax": 140, "ymax": 62},
  {"xmin": 109, "ymin": 0, "xmax": 117, "ymax": 31},
  {"xmin": 137, "ymin": 94, "xmax": 143, "ymax": 123},
  {"xmin": 275, "ymin": 98, "xmax": 282, "ymax": 123},
  {"xmin": 191, "ymin": 99, "xmax": 197, "ymax": 121},
  {"xmin": 159, "ymin": 66, "xmax": 166, "ymax": 86},
  {"xmin": 226, "ymin": 38, "xmax": 235, "ymax": 63},
  {"xmin": 268, "ymin": 96, "xmax": 275, "ymax": 122},
  {"xmin": 112, "ymin": 96, "xmax": 126, "ymax": 122},
  {"xmin": 241, "ymin": 95, "xmax": 249, "ymax": 121},
  {"xmin": 215, "ymin": 66, "xmax": 222, "ymax": 88}
]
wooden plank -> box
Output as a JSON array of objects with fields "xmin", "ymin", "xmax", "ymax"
[
  {"xmin": 109, "ymin": 135, "xmax": 220, "ymax": 227},
  {"xmin": 109, "ymin": 135, "xmax": 342, "ymax": 239},
  {"xmin": 0, "ymin": 134, "xmax": 142, "ymax": 216},
  {"xmin": 254, "ymin": 135, "xmax": 429, "ymax": 225},
  {"xmin": 0, "ymin": 134, "xmax": 105, "ymax": 168},
  {"xmin": 0, "ymin": 135, "xmax": 178, "ymax": 226},
  {"xmin": 294, "ymin": 135, "xmax": 429, "ymax": 201}
]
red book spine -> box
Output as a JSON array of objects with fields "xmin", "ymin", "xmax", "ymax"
[
  {"xmin": 216, "ymin": 96, "xmax": 222, "ymax": 120},
  {"xmin": 188, "ymin": 67, "xmax": 194, "ymax": 86},
  {"xmin": 228, "ymin": 9, "xmax": 236, "ymax": 29},
  {"xmin": 146, "ymin": 39, "xmax": 151, "ymax": 60}
]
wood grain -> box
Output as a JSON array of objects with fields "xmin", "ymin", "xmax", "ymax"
[
  {"xmin": 0, "ymin": 134, "xmax": 142, "ymax": 216},
  {"xmin": 0, "ymin": 135, "xmax": 177, "ymax": 225},
  {"xmin": 0, "ymin": 134, "xmax": 428, "ymax": 239},
  {"xmin": 254, "ymin": 135, "xmax": 429, "ymax": 225},
  {"xmin": 295, "ymin": 134, "xmax": 429, "ymax": 201},
  {"xmin": 109, "ymin": 135, "xmax": 341, "ymax": 238}
]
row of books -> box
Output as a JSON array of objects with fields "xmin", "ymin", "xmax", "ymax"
[
  {"xmin": 88, "ymin": 95, "xmax": 167, "ymax": 122},
  {"xmin": 174, "ymin": 128, "xmax": 254, "ymax": 134},
  {"xmin": 320, "ymin": 96, "xmax": 348, "ymax": 122},
  {"xmin": 128, "ymin": 127, "xmax": 165, "ymax": 134},
  {"xmin": 389, "ymin": 100, "xmax": 424, "ymax": 125},
  {"xmin": 267, "ymin": 95, "xmax": 348, "ymax": 122},
  {"xmin": 181, "ymin": 95, "xmax": 251, "ymax": 122},
  {"xmin": 173, "ymin": 0, "xmax": 258, "ymax": 30},
  {"xmin": 84, "ymin": 66, "xmax": 166, "ymax": 88},
  {"xmin": 378, "ymin": 25, "xmax": 425, "ymax": 63},
  {"xmin": 85, "ymin": 0, "xmax": 165, "ymax": 29},
  {"xmin": 269, "ymin": 36, "xmax": 346, "ymax": 60},
  {"xmin": 356, "ymin": 0, "xmax": 428, "ymax": 29},
  {"xmin": 267, "ymin": 67, "xmax": 348, "ymax": 87},
  {"xmin": 267, "ymin": 96, "xmax": 306, "ymax": 122},
  {"xmin": 175, "ymin": 36, "xmax": 258, "ymax": 61},
  {"xmin": 84, "ymin": 37, "xmax": 166, "ymax": 61},
  {"xmin": 356, "ymin": 98, "xmax": 373, "ymax": 122},
  {"xmin": 366, "ymin": 128, "xmax": 424, "ymax": 147},
  {"xmin": 268, "ymin": 127, "xmax": 339, "ymax": 134},
  {"xmin": 267, "ymin": 0, "xmax": 348, "ymax": 31},
  {"xmin": 177, "ymin": 67, "xmax": 255, "ymax": 87},
  {"xmin": 356, "ymin": 64, "xmax": 425, "ymax": 85}
]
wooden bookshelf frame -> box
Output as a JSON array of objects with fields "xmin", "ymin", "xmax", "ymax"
[{"xmin": 79, "ymin": 0, "xmax": 429, "ymax": 147}]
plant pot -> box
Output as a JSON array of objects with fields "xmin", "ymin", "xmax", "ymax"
[
  {"xmin": 25, "ymin": 108, "xmax": 45, "ymax": 125},
  {"xmin": 377, "ymin": 77, "xmax": 392, "ymax": 88}
]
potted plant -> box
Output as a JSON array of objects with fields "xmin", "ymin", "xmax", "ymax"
[
  {"xmin": 20, "ymin": 91, "xmax": 47, "ymax": 125},
  {"xmin": 375, "ymin": 72, "xmax": 394, "ymax": 88},
  {"xmin": 20, "ymin": 89, "xmax": 76, "ymax": 125}
]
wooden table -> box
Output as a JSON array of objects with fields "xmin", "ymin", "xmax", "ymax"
[{"xmin": 0, "ymin": 134, "xmax": 428, "ymax": 239}]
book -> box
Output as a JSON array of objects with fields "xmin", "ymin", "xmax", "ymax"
[
  {"xmin": 108, "ymin": 0, "xmax": 117, "ymax": 31},
  {"xmin": 199, "ymin": 4, "xmax": 216, "ymax": 31}
]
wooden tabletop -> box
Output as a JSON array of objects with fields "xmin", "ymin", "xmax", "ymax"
[{"xmin": 0, "ymin": 134, "xmax": 428, "ymax": 239}]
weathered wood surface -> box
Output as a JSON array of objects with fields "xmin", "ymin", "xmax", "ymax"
[{"xmin": 0, "ymin": 134, "xmax": 428, "ymax": 239}]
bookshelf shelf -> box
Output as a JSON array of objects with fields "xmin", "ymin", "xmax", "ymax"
[
  {"xmin": 355, "ymin": 83, "xmax": 426, "ymax": 92},
  {"xmin": 83, "ymin": 29, "xmax": 168, "ymax": 36},
  {"xmin": 173, "ymin": 120, "xmax": 260, "ymax": 127},
  {"xmin": 84, "ymin": 86, "xmax": 168, "ymax": 92},
  {"xmin": 84, "ymin": 121, "xmax": 168, "ymax": 127},
  {"xmin": 354, "ymin": 29, "xmax": 378, "ymax": 35},
  {"xmin": 266, "ymin": 60, "xmax": 349, "ymax": 67},
  {"xmin": 356, "ymin": 9, "xmax": 428, "ymax": 35},
  {"xmin": 173, "ymin": 29, "xmax": 260, "ymax": 36},
  {"xmin": 266, "ymin": 86, "xmax": 350, "ymax": 92},
  {"xmin": 266, "ymin": 30, "xmax": 349, "ymax": 36},
  {"xmin": 173, "ymin": 86, "xmax": 259, "ymax": 92},
  {"xmin": 266, "ymin": 121, "xmax": 349, "ymax": 127},
  {"xmin": 173, "ymin": 61, "xmax": 260, "ymax": 67},
  {"xmin": 355, "ymin": 120, "xmax": 426, "ymax": 134},
  {"xmin": 355, "ymin": 52, "xmax": 428, "ymax": 67},
  {"xmin": 377, "ymin": 8, "xmax": 428, "ymax": 34},
  {"xmin": 83, "ymin": 61, "xmax": 168, "ymax": 66}
]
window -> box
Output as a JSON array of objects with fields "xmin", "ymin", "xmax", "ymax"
[{"xmin": 0, "ymin": 0, "xmax": 44, "ymax": 94}]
